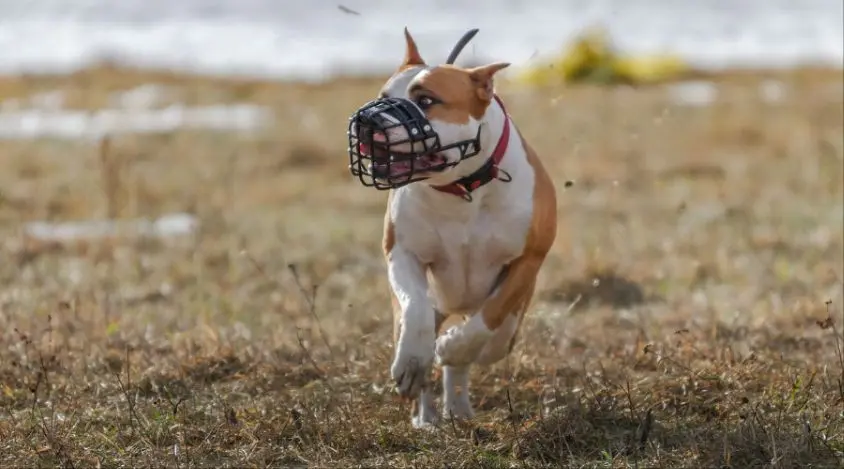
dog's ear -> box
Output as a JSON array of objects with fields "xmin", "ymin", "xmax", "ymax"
[
  {"xmin": 401, "ymin": 27, "xmax": 426, "ymax": 68},
  {"xmin": 467, "ymin": 62, "xmax": 510, "ymax": 102}
]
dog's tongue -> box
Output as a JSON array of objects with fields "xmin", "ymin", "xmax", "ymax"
[{"xmin": 388, "ymin": 161, "xmax": 412, "ymax": 175}]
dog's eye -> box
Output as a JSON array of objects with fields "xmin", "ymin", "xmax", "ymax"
[{"xmin": 416, "ymin": 95, "xmax": 439, "ymax": 110}]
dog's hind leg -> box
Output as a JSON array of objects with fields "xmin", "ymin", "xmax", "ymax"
[
  {"xmin": 473, "ymin": 278, "xmax": 531, "ymax": 366},
  {"xmin": 435, "ymin": 262, "xmax": 538, "ymax": 369},
  {"xmin": 473, "ymin": 310, "xmax": 524, "ymax": 366},
  {"xmin": 433, "ymin": 311, "xmax": 476, "ymax": 420}
]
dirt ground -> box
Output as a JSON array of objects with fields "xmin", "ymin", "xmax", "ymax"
[{"xmin": 0, "ymin": 64, "xmax": 842, "ymax": 468}]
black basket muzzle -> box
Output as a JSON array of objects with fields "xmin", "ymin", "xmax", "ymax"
[{"xmin": 347, "ymin": 96, "xmax": 482, "ymax": 190}]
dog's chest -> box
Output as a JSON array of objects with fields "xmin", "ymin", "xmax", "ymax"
[{"xmin": 404, "ymin": 205, "xmax": 530, "ymax": 313}]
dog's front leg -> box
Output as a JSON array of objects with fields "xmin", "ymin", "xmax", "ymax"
[{"xmin": 388, "ymin": 246, "xmax": 438, "ymax": 426}]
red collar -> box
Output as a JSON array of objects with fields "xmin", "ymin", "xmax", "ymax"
[{"xmin": 431, "ymin": 94, "xmax": 511, "ymax": 200}]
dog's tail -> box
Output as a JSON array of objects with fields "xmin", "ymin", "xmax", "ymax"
[{"xmin": 445, "ymin": 28, "xmax": 480, "ymax": 65}]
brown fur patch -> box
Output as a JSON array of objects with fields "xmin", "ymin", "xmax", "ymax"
[
  {"xmin": 382, "ymin": 202, "xmax": 396, "ymax": 255},
  {"xmin": 413, "ymin": 63, "xmax": 511, "ymax": 124},
  {"xmin": 467, "ymin": 63, "xmax": 511, "ymax": 103},
  {"xmin": 521, "ymin": 130, "xmax": 559, "ymax": 258},
  {"xmin": 412, "ymin": 66, "xmax": 489, "ymax": 123},
  {"xmin": 478, "ymin": 130, "xmax": 558, "ymax": 331}
]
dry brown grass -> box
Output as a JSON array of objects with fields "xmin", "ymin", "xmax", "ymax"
[{"xmin": 0, "ymin": 64, "xmax": 843, "ymax": 468}]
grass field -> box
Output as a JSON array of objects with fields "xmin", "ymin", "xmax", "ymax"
[{"xmin": 0, "ymin": 64, "xmax": 843, "ymax": 468}]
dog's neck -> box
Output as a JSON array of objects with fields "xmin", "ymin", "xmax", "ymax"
[{"xmin": 424, "ymin": 95, "xmax": 510, "ymax": 201}]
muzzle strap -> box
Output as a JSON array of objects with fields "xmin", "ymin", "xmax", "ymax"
[
  {"xmin": 432, "ymin": 94, "xmax": 512, "ymax": 201},
  {"xmin": 356, "ymin": 97, "xmax": 436, "ymax": 143}
]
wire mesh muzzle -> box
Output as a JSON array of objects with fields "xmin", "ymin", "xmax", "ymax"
[
  {"xmin": 347, "ymin": 97, "xmax": 441, "ymax": 190},
  {"xmin": 347, "ymin": 95, "xmax": 485, "ymax": 190}
]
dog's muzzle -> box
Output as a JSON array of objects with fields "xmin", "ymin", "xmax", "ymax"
[{"xmin": 347, "ymin": 97, "xmax": 482, "ymax": 190}]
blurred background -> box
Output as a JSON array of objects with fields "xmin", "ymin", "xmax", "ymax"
[
  {"xmin": 0, "ymin": 1, "xmax": 842, "ymax": 466},
  {"xmin": 0, "ymin": 0, "xmax": 842, "ymax": 365},
  {"xmin": 0, "ymin": 0, "xmax": 841, "ymax": 346}
]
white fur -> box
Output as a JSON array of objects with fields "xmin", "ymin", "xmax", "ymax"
[
  {"xmin": 413, "ymin": 390, "xmax": 438, "ymax": 429},
  {"xmin": 442, "ymin": 365, "xmax": 473, "ymax": 419},
  {"xmin": 383, "ymin": 66, "xmax": 425, "ymax": 96},
  {"xmin": 436, "ymin": 311, "xmax": 494, "ymax": 367},
  {"xmin": 388, "ymin": 245, "xmax": 436, "ymax": 399},
  {"xmin": 383, "ymin": 69, "xmax": 536, "ymax": 426}
]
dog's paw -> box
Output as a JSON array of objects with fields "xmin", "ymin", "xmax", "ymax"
[
  {"xmin": 444, "ymin": 404, "xmax": 475, "ymax": 421},
  {"xmin": 435, "ymin": 319, "xmax": 493, "ymax": 367},
  {"xmin": 443, "ymin": 396, "xmax": 475, "ymax": 420},
  {"xmin": 412, "ymin": 412, "xmax": 440, "ymax": 430},
  {"xmin": 391, "ymin": 338, "xmax": 435, "ymax": 399}
]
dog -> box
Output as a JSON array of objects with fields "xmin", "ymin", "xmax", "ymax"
[{"xmin": 346, "ymin": 28, "xmax": 557, "ymax": 428}]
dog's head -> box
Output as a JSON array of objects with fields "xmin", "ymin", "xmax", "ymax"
[{"xmin": 348, "ymin": 28, "xmax": 510, "ymax": 189}]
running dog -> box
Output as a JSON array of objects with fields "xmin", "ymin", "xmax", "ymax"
[{"xmin": 346, "ymin": 28, "xmax": 557, "ymax": 428}]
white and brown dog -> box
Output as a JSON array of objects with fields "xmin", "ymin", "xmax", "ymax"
[{"xmin": 347, "ymin": 28, "xmax": 557, "ymax": 428}]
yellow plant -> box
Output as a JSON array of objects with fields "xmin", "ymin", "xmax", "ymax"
[{"xmin": 514, "ymin": 27, "xmax": 690, "ymax": 86}]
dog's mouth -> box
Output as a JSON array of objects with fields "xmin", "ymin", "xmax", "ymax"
[{"xmin": 359, "ymin": 142, "xmax": 449, "ymax": 179}]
